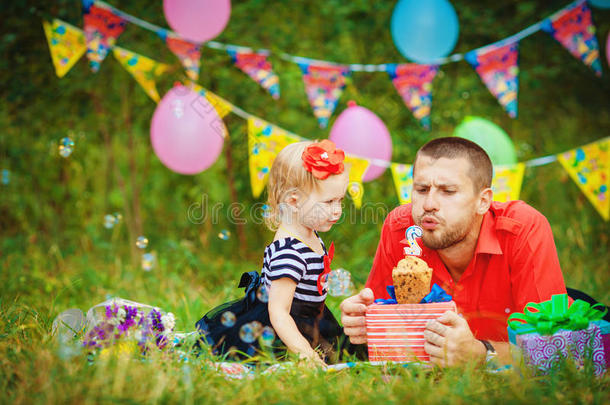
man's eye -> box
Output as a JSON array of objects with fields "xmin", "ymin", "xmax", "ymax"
[
  {"xmin": 415, "ymin": 188, "xmax": 428, "ymax": 193},
  {"xmin": 444, "ymin": 190, "xmax": 456, "ymax": 194}
]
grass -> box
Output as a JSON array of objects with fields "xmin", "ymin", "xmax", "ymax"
[{"xmin": 1, "ymin": 234, "xmax": 609, "ymax": 404}]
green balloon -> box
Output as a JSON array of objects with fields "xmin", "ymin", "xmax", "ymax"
[{"xmin": 453, "ymin": 116, "xmax": 517, "ymax": 165}]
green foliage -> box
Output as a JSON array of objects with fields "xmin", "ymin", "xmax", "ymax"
[{"xmin": 1, "ymin": 0, "xmax": 609, "ymax": 402}]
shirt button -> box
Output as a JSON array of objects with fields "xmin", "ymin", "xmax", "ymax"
[{"xmin": 505, "ymin": 308, "xmax": 511, "ymax": 314}]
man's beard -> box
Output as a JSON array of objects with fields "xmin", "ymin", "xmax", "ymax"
[{"xmin": 416, "ymin": 213, "xmax": 474, "ymax": 250}]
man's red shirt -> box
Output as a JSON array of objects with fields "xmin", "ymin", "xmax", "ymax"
[{"xmin": 365, "ymin": 201, "xmax": 568, "ymax": 341}]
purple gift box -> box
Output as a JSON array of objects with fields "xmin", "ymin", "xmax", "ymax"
[{"xmin": 509, "ymin": 323, "xmax": 606, "ymax": 376}]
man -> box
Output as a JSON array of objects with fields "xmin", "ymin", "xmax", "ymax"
[{"xmin": 340, "ymin": 137, "xmax": 568, "ymax": 367}]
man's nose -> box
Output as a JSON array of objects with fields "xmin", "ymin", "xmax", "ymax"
[{"xmin": 422, "ymin": 191, "xmax": 439, "ymax": 212}]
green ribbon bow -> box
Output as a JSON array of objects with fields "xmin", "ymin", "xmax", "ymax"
[{"xmin": 508, "ymin": 294, "xmax": 607, "ymax": 335}]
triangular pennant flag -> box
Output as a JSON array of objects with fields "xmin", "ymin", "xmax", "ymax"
[
  {"xmin": 390, "ymin": 163, "xmax": 414, "ymax": 205},
  {"xmin": 557, "ymin": 138, "xmax": 609, "ymax": 221},
  {"xmin": 344, "ymin": 156, "xmax": 370, "ymax": 209},
  {"xmin": 465, "ymin": 42, "xmax": 519, "ymax": 118},
  {"xmin": 42, "ymin": 19, "xmax": 87, "ymax": 78},
  {"xmin": 82, "ymin": 2, "xmax": 127, "ymax": 72},
  {"xmin": 188, "ymin": 82, "xmax": 233, "ymax": 118},
  {"xmin": 298, "ymin": 62, "xmax": 351, "ymax": 128},
  {"xmin": 163, "ymin": 32, "xmax": 202, "ymax": 81},
  {"xmin": 386, "ymin": 64, "xmax": 438, "ymax": 129},
  {"xmin": 541, "ymin": 1, "xmax": 602, "ymax": 77},
  {"xmin": 492, "ymin": 163, "xmax": 526, "ymax": 202},
  {"xmin": 112, "ymin": 47, "xmax": 170, "ymax": 102},
  {"xmin": 248, "ymin": 117, "xmax": 301, "ymax": 198},
  {"xmin": 227, "ymin": 50, "xmax": 280, "ymax": 99}
]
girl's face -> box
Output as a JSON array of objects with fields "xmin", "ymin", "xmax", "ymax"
[{"xmin": 296, "ymin": 172, "xmax": 349, "ymax": 233}]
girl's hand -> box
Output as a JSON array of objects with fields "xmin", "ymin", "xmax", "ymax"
[{"xmin": 298, "ymin": 351, "xmax": 327, "ymax": 369}]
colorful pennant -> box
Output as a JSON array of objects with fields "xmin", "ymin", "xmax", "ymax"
[
  {"xmin": 298, "ymin": 63, "xmax": 351, "ymax": 129},
  {"xmin": 492, "ymin": 163, "xmax": 526, "ymax": 202},
  {"xmin": 112, "ymin": 47, "xmax": 170, "ymax": 102},
  {"xmin": 42, "ymin": 19, "xmax": 87, "ymax": 78},
  {"xmin": 188, "ymin": 83, "xmax": 234, "ymax": 118},
  {"xmin": 557, "ymin": 138, "xmax": 609, "ymax": 221},
  {"xmin": 228, "ymin": 50, "xmax": 280, "ymax": 99},
  {"xmin": 344, "ymin": 156, "xmax": 370, "ymax": 209},
  {"xmin": 82, "ymin": 2, "xmax": 127, "ymax": 72},
  {"xmin": 390, "ymin": 163, "xmax": 414, "ymax": 205},
  {"xmin": 465, "ymin": 42, "xmax": 520, "ymax": 118},
  {"xmin": 541, "ymin": 0, "xmax": 602, "ymax": 77},
  {"xmin": 386, "ymin": 64, "xmax": 438, "ymax": 129},
  {"xmin": 162, "ymin": 31, "xmax": 202, "ymax": 81},
  {"xmin": 247, "ymin": 118, "xmax": 301, "ymax": 198}
]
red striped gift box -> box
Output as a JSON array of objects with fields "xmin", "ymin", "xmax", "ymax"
[{"xmin": 366, "ymin": 301, "xmax": 457, "ymax": 362}]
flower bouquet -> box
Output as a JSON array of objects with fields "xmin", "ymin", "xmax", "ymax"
[{"xmin": 82, "ymin": 298, "xmax": 176, "ymax": 357}]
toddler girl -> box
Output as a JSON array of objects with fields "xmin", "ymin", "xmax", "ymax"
[{"xmin": 197, "ymin": 139, "xmax": 350, "ymax": 365}]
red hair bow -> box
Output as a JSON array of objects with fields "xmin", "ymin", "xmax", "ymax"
[
  {"xmin": 317, "ymin": 242, "xmax": 334, "ymax": 295},
  {"xmin": 302, "ymin": 140, "xmax": 345, "ymax": 180}
]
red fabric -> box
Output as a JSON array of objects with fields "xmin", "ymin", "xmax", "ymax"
[
  {"xmin": 302, "ymin": 140, "xmax": 345, "ymax": 179},
  {"xmin": 365, "ymin": 201, "xmax": 568, "ymax": 342}
]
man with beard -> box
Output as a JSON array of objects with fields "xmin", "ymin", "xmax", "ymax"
[{"xmin": 340, "ymin": 137, "xmax": 569, "ymax": 367}]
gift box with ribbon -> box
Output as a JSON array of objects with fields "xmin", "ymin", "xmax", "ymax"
[
  {"xmin": 507, "ymin": 294, "xmax": 607, "ymax": 376},
  {"xmin": 366, "ymin": 284, "xmax": 456, "ymax": 362}
]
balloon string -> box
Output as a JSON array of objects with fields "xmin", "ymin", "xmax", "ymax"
[{"xmin": 95, "ymin": 0, "xmax": 583, "ymax": 68}]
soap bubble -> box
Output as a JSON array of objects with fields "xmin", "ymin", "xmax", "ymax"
[
  {"xmin": 141, "ymin": 252, "xmax": 156, "ymax": 271},
  {"xmin": 1, "ymin": 169, "xmax": 9, "ymax": 185},
  {"xmin": 103, "ymin": 214, "xmax": 117, "ymax": 229},
  {"xmin": 239, "ymin": 323, "xmax": 256, "ymax": 344},
  {"xmin": 58, "ymin": 137, "xmax": 74, "ymax": 158},
  {"xmin": 218, "ymin": 230, "xmax": 231, "ymax": 240},
  {"xmin": 220, "ymin": 311, "xmax": 236, "ymax": 327},
  {"xmin": 327, "ymin": 268, "xmax": 354, "ymax": 296},
  {"xmin": 260, "ymin": 326, "xmax": 275, "ymax": 346},
  {"xmin": 136, "ymin": 236, "xmax": 149, "ymax": 249},
  {"xmin": 113, "ymin": 212, "xmax": 123, "ymax": 223},
  {"xmin": 256, "ymin": 284, "xmax": 269, "ymax": 303}
]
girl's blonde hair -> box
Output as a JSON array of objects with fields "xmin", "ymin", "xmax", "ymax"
[{"xmin": 264, "ymin": 141, "xmax": 335, "ymax": 231}]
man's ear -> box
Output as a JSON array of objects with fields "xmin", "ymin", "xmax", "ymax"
[{"xmin": 477, "ymin": 187, "xmax": 493, "ymax": 215}]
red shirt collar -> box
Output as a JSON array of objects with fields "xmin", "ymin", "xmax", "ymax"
[{"xmin": 475, "ymin": 209, "xmax": 503, "ymax": 256}]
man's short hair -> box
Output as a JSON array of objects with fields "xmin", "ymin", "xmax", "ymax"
[{"xmin": 414, "ymin": 137, "xmax": 493, "ymax": 191}]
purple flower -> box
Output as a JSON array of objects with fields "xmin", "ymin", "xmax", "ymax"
[{"xmin": 105, "ymin": 304, "xmax": 118, "ymax": 320}]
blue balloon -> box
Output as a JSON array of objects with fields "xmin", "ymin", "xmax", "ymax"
[
  {"xmin": 589, "ymin": 0, "xmax": 610, "ymax": 9},
  {"xmin": 391, "ymin": 0, "xmax": 459, "ymax": 64}
]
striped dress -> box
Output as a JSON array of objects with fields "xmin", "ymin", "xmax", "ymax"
[{"xmin": 260, "ymin": 235, "xmax": 328, "ymax": 303}]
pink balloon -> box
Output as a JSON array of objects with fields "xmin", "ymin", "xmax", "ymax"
[
  {"xmin": 163, "ymin": 0, "xmax": 231, "ymax": 43},
  {"xmin": 329, "ymin": 103, "xmax": 393, "ymax": 182},
  {"xmin": 150, "ymin": 86, "xmax": 226, "ymax": 175}
]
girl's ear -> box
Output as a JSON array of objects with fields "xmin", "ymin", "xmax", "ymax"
[{"xmin": 281, "ymin": 190, "xmax": 301, "ymax": 210}]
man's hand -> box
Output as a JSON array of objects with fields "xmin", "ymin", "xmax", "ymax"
[
  {"xmin": 423, "ymin": 310, "xmax": 485, "ymax": 367},
  {"xmin": 340, "ymin": 288, "xmax": 375, "ymax": 344}
]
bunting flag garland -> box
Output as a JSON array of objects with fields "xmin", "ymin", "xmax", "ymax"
[
  {"xmin": 162, "ymin": 32, "xmax": 202, "ymax": 81},
  {"xmin": 298, "ymin": 62, "xmax": 351, "ymax": 128},
  {"xmin": 492, "ymin": 163, "xmax": 526, "ymax": 202},
  {"xmin": 82, "ymin": 2, "xmax": 127, "ymax": 72},
  {"xmin": 390, "ymin": 163, "xmax": 414, "ymax": 205},
  {"xmin": 112, "ymin": 47, "xmax": 170, "ymax": 102},
  {"xmin": 42, "ymin": 19, "xmax": 87, "ymax": 78},
  {"xmin": 557, "ymin": 138, "xmax": 609, "ymax": 221},
  {"xmin": 465, "ymin": 42, "xmax": 520, "ymax": 118},
  {"xmin": 541, "ymin": 0, "xmax": 602, "ymax": 77},
  {"xmin": 386, "ymin": 64, "xmax": 438, "ymax": 129},
  {"xmin": 227, "ymin": 50, "xmax": 280, "ymax": 99},
  {"xmin": 344, "ymin": 156, "xmax": 370, "ymax": 209},
  {"xmin": 247, "ymin": 117, "xmax": 301, "ymax": 198},
  {"xmin": 188, "ymin": 82, "xmax": 233, "ymax": 118}
]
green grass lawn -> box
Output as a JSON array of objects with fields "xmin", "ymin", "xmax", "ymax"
[{"xmin": 1, "ymin": 241, "xmax": 609, "ymax": 404}]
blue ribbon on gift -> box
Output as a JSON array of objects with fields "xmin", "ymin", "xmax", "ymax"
[
  {"xmin": 420, "ymin": 283, "xmax": 452, "ymax": 303},
  {"xmin": 374, "ymin": 284, "xmax": 452, "ymax": 305},
  {"xmin": 374, "ymin": 286, "xmax": 397, "ymax": 305}
]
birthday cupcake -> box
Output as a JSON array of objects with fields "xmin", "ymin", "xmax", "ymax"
[{"xmin": 392, "ymin": 256, "xmax": 433, "ymax": 304}]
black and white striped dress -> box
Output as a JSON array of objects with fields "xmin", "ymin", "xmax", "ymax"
[{"xmin": 261, "ymin": 235, "xmax": 328, "ymax": 303}]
